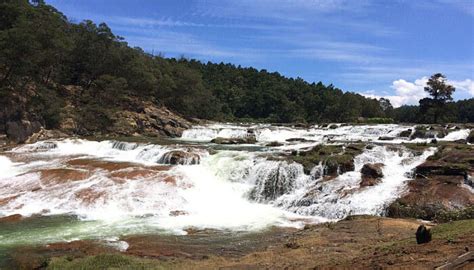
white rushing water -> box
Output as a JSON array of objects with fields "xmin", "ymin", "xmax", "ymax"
[
  {"xmin": 182, "ymin": 123, "xmax": 470, "ymax": 145},
  {"xmin": 0, "ymin": 123, "xmax": 467, "ymax": 244}
]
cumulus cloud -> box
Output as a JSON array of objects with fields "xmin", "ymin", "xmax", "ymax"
[
  {"xmin": 451, "ymin": 79, "xmax": 474, "ymax": 96},
  {"xmin": 361, "ymin": 76, "xmax": 474, "ymax": 108}
]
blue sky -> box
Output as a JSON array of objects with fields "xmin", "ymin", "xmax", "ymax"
[{"xmin": 47, "ymin": 0, "xmax": 474, "ymax": 106}]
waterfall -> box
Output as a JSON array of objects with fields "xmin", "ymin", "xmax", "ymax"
[
  {"xmin": 1, "ymin": 123, "xmax": 458, "ymax": 238},
  {"xmin": 275, "ymin": 146, "xmax": 436, "ymax": 219}
]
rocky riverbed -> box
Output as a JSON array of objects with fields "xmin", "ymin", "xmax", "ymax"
[{"xmin": 0, "ymin": 123, "xmax": 472, "ymax": 268}]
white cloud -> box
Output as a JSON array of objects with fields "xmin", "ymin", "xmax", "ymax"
[
  {"xmin": 451, "ymin": 79, "xmax": 474, "ymax": 96},
  {"xmin": 360, "ymin": 76, "xmax": 474, "ymax": 108}
]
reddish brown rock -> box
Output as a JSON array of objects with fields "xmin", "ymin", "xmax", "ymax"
[
  {"xmin": 40, "ymin": 168, "xmax": 90, "ymax": 184},
  {"xmin": 74, "ymin": 188, "xmax": 107, "ymax": 205},
  {"xmin": 360, "ymin": 163, "xmax": 384, "ymax": 187},
  {"xmin": 158, "ymin": 150, "xmax": 200, "ymax": 165},
  {"xmin": 0, "ymin": 214, "xmax": 22, "ymax": 222}
]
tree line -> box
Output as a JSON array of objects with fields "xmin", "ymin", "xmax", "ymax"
[{"xmin": 0, "ymin": 1, "xmax": 472, "ymax": 133}]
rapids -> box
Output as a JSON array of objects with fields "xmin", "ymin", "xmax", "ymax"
[{"xmin": 0, "ymin": 123, "xmax": 470, "ymax": 251}]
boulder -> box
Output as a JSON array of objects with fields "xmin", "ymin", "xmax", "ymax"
[
  {"xmin": 410, "ymin": 128, "xmax": 440, "ymax": 140},
  {"xmin": 158, "ymin": 150, "xmax": 200, "ymax": 165},
  {"xmin": 415, "ymin": 225, "xmax": 432, "ymax": 244},
  {"xmin": 25, "ymin": 128, "xmax": 67, "ymax": 144},
  {"xmin": 325, "ymin": 155, "xmax": 355, "ymax": 176},
  {"xmin": 360, "ymin": 163, "xmax": 384, "ymax": 187},
  {"xmin": 468, "ymin": 130, "xmax": 474, "ymax": 144},
  {"xmin": 211, "ymin": 137, "xmax": 257, "ymax": 144},
  {"xmin": 416, "ymin": 161, "xmax": 468, "ymax": 177},
  {"xmin": 398, "ymin": 129, "xmax": 412, "ymax": 138},
  {"xmin": 361, "ymin": 163, "xmax": 384, "ymax": 179},
  {"xmin": 378, "ymin": 136, "xmax": 395, "ymax": 141},
  {"xmin": 6, "ymin": 120, "xmax": 42, "ymax": 143}
]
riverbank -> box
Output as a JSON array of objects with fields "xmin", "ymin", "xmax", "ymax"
[{"xmin": 3, "ymin": 216, "xmax": 472, "ymax": 269}]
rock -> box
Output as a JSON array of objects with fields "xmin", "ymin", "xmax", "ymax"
[
  {"xmin": 398, "ymin": 129, "xmax": 412, "ymax": 138},
  {"xmin": 361, "ymin": 163, "xmax": 384, "ymax": 178},
  {"xmin": 378, "ymin": 136, "xmax": 395, "ymax": 141},
  {"xmin": 325, "ymin": 155, "xmax": 355, "ymax": 176},
  {"xmin": 25, "ymin": 128, "xmax": 67, "ymax": 144},
  {"xmin": 328, "ymin": 124, "xmax": 338, "ymax": 129},
  {"xmin": 6, "ymin": 120, "xmax": 42, "ymax": 143},
  {"xmin": 158, "ymin": 150, "xmax": 200, "ymax": 165},
  {"xmin": 33, "ymin": 141, "xmax": 58, "ymax": 150},
  {"xmin": 284, "ymin": 241, "xmax": 300, "ymax": 249},
  {"xmin": 468, "ymin": 130, "xmax": 474, "ymax": 144},
  {"xmin": 415, "ymin": 225, "xmax": 432, "ymax": 244},
  {"xmin": 360, "ymin": 163, "xmax": 384, "ymax": 187},
  {"xmin": 465, "ymin": 175, "xmax": 474, "ymax": 188},
  {"xmin": 360, "ymin": 177, "xmax": 382, "ymax": 187},
  {"xmin": 92, "ymin": 102, "xmax": 192, "ymax": 137},
  {"xmin": 266, "ymin": 141, "xmax": 283, "ymax": 147},
  {"xmin": 416, "ymin": 161, "xmax": 468, "ymax": 177},
  {"xmin": 211, "ymin": 137, "xmax": 257, "ymax": 144},
  {"xmin": 387, "ymin": 175, "xmax": 473, "ymax": 220},
  {"xmin": 366, "ymin": 144, "xmax": 375, "ymax": 150},
  {"xmin": 286, "ymin": 138, "xmax": 315, "ymax": 143},
  {"xmin": 0, "ymin": 214, "xmax": 22, "ymax": 223}
]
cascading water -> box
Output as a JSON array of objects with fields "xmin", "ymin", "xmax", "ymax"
[
  {"xmin": 0, "ymin": 123, "xmax": 467, "ymax": 249},
  {"xmin": 276, "ymin": 146, "xmax": 436, "ymax": 219}
]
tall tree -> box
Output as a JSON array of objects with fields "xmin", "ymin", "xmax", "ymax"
[{"xmin": 419, "ymin": 73, "xmax": 455, "ymax": 123}]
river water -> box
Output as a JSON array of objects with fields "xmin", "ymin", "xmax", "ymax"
[{"xmin": 0, "ymin": 123, "xmax": 470, "ymax": 256}]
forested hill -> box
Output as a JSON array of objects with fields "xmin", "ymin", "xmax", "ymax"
[{"xmin": 0, "ymin": 1, "xmax": 472, "ymax": 140}]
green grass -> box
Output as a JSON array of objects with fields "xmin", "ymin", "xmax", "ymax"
[
  {"xmin": 431, "ymin": 219, "xmax": 474, "ymax": 240},
  {"xmin": 47, "ymin": 254, "xmax": 170, "ymax": 270}
]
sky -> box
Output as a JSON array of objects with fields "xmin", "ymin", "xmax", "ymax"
[{"xmin": 46, "ymin": 0, "xmax": 474, "ymax": 107}]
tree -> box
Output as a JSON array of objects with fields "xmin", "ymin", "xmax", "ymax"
[{"xmin": 420, "ymin": 73, "xmax": 455, "ymax": 123}]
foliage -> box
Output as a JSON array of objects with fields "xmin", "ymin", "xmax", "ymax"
[{"xmin": 0, "ymin": 1, "xmax": 472, "ymax": 133}]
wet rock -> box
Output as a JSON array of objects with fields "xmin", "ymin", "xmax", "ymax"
[
  {"xmin": 286, "ymin": 138, "xmax": 315, "ymax": 143},
  {"xmin": 158, "ymin": 150, "xmax": 200, "ymax": 165},
  {"xmin": 360, "ymin": 163, "xmax": 384, "ymax": 187},
  {"xmin": 211, "ymin": 137, "xmax": 257, "ymax": 144},
  {"xmin": 328, "ymin": 124, "xmax": 338, "ymax": 129},
  {"xmin": 398, "ymin": 129, "xmax": 412, "ymax": 138},
  {"xmin": 33, "ymin": 141, "xmax": 58, "ymax": 150},
  {"xmin": 415, "ymin": 225, "xmax": 431, "ymax": 244},
  {"xmin": 465, "ymin": 175, "xmax": 474, "ymax": 188},
  {"xmin": 24, "ymin": 128, "xmax": 67, "ymax": 144},
  {"xmin": 6, "ymin": 120, "xmax": 42, "ymax": 143},
  {"xmin": 325, "ymin": 156, "xmax": 354, "ymax": 176},
  {"xmin": 111, "ymin": 141, "xmax": 138, "ymax": 151},
  {"xmin": 169, "ymin": 210, "xmax": 188, "ymax": 216},
  {"xmin": 0, "ymin": 214, "xmax": 22, "ymax": 222},
  {"xmin": 289, "ymin": 144, "xmax": 362, "ymax": 175},
  {"xmin": 468, "ymin": 130, "xmax": 474, "ymax": 144},
  {"xmin": 378, "ymin": 136, "xmax": 395, "ymax": 141},
  {"xmin": 40, "ymin": 168, "xmax": 91, "ymax": 184},
  {"xmin": 266, "ymin": 141, "xmax": 283, "ymax": 147},
  {"xmin": 416, "ymin": 161, "xmax": 468, "ymax": 177},
  {"xmin": 410, "ymin": 129, "xmax": 436, "ymax": 140},
  {"xmin": 361, "ymin": 163, "xmax": 384, "ymax": 178},
  {"xmin": 249, "ymin": 163, "xmax": 302, "ymax": 202}
]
